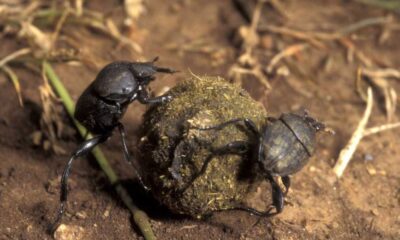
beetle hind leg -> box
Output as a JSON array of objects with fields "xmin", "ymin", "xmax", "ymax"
[
  {"xmin": 225, "ymin": 173, "xmax": 284, "ymax": 218},
  {"xmin": 49, "ymin": 134, "xmax": 109, "ymax": 233},
  {"xmin": 266, "ymin": 173, "xmax": 284, "ymax": 214},
  {"xmin": 176, "ymin": 141, "xmax": 250, "ymax": 194}
]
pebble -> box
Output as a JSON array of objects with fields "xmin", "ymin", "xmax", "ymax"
[
  {"xmin": 309, "ymin": 166, "xmax": 317, "ymax": 172},
  {"xmin": 371, "ymin": 208, "xmax": 379, "ymax": 216},
  {"xmin": 102, "ymin": 204, "xmax": 112, "ymax": 219},
  {"xmin": 366, "ymin": 165, "xmax": 377, "ymax": 176},
  {"xmin": 332, "ymin": 222, "xmax": 339, "ymax": 229},
  {"xmin": 75, "ymin": 211, "xmax": 87, "ymax": 220},
  {"xmin": 364, "ymin": 153, "xmax": 374, "ymax": 162},
  {"xmin": 54, "ymin": 224, "xmax": 85, "ymax": 240}
]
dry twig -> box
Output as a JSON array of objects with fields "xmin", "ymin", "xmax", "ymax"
[
  {"xmin": 258, "ymin": 25, "xmax": 326, "ymax": 48},
  {"xmin": 360, "ymin": 68, "xmax": 399, "ymax": 122},
  {"xmin": 33, "ymin": 64, "xmax": 66, "ymax": 154},
  {"xmin": 258, "ymin": 16, "xmax": 389, "ymax": 43},
  {"xmin": 339, "ymin": 38, "xmax": 374, "ymax": 67},
  {"xmin": 363, "ymin": 122, "xmax": 400, "ymax": 136},
  {"xmin": 124, "ymin": 0, "xmax": 146, "ymax": 25},
  {"xmin": 0, "ymin": 48, "xmax": 31, "ymax": 68},
  {"xmin": 229, "ymin": 0, "xmax": 271, "ymax": 93},
  {"xmin": 269, "ymin": 0, "xmax": 290, "ymax": 19},
  {"xmin": 266, "ymin": 43, "xmax": 308, "ymax": 73},
  {"xmin": 333, "ymin": 88, "xmax": 373, "ymax": 178},
  {"xmin": 0, "ymin": 65, "xmax": 23, "ymax": 107}
]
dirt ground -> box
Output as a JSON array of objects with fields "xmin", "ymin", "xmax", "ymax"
[{"xmin": 1, "ymin": 0, "xmax": 399, "ymax": 239}]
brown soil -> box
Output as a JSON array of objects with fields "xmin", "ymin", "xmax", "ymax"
[{"xmin": 0, "ymin": 0, "xmax": 399, "ymax": 239}]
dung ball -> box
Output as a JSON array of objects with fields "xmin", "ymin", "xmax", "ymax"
[{"xmin": 138, "ymin": 75, "xmax": 267, "ymax": 217}]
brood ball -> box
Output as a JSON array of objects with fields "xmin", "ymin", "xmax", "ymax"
[{"xmin": 138, "ymin": 76, "xmax": 267, "ymax": 217}]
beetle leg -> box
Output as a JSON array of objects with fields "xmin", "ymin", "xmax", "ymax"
[
  {"xmin": 169, "ymin": 136, "xmax": 211, "ymax": 183},
  {"xmin": 128, "ymin": 92, "xmax": 138, "ymax": 103},
  {"xmin": 192, "ymin": 118, "xmax": 244, "ymax": 130},
  {"xmin": 281, "ymin": 175, "xmax": 291, "ymax": 196},
  {"xmin": 266, "ymin": 173, "xmax": 284, "ymax": 214},
  {"xmin": 117, "ymin": 123, "xmax": 150, "ymax": 191},
  {"xmin": 49, "ymin": 134, "xmax": 110, "ymax": 233},
  {"xmin": 213, "ymin": 141, "xmax": 250, "ymax": 155},
  {"xmin": 231, "ymin": 175, "xmax": 284, "ymax": 217},
  {"xmin": 193, "ymin": 118, "xmax": 260, "ymax": 136},
  {"xmin": 138, "ymin": 88, "xmax": 172, "ymax": 104},
  {"xmin": 169, "ymin": 140, "xmax": 195, "ymax": 182},
  {"xmin": 228, "ymin": 174, "xmax": 284, "ymax": 217},
  {"xmin": 227, "ymin": 205, "xmax": 276, "ymax": 217},
  {"xmin": 169, "ymin": 152, "xmax": 184, "ymax": 182},
  {"xmin": 177, "ymin": 141, "xmax": 249, "ymax": 194},
  {"xmin": 115, "ymin": 102, "xmax": 123, "ymax": 115}
]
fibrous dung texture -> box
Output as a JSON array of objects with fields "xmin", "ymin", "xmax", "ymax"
[{"xmin": 138, "ymin": 76, "xmax": 267, "ymax": 217}]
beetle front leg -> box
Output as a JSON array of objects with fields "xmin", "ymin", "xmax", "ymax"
[
  {"xmin": 117, "ymin": 123, "xmax": 150, "ymax": 191},
  {"xmin": 138, "ymin": 88, "xmax": 172, "ymax": 104}
]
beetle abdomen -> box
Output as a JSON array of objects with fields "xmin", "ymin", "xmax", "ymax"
[
  {"xmin": 75, "ymin": 88, "xmax": 124, "ymax": 134},
  {"xmin": 262, "ymin": 114, "xmax": 316, "ymax": 176}
]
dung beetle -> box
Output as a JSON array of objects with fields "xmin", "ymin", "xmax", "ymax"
[
  {"xmin": 175, "ymin": 112, "xmax": 325, "ymax": 217},
  {"xmin": 50, "ymin": 58, "xmax": 176, "ymax": 232}
]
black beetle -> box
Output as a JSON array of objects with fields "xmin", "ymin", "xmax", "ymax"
[
  {"xmin": 173, "ymin": 112, "xmax": 325, "ymax": 216},
  {"xmin": 50, "ymin": 58, "xmax": 176, "ymax": 232}
]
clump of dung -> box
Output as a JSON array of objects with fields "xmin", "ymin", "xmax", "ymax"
[{"xmin": 138, "ymin": 75, "xmax": 267, "ymax": 217}]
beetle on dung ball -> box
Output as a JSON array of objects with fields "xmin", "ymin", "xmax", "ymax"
[{"xmin": 174, "ymin": 111, "xmax": 326, "ymax": 217}]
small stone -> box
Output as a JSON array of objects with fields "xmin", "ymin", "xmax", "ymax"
[
  {"xmin": 102, "ymin": 204, "xmax": 112, "ymax": 219},
  {"xmin": 371, "ymin": 208, "xmax": 379, "ymax": 216},
  {"xmin": 332, "ymin": 222, "xmax": 339, "ymax": 229},
  {"xmin": 366, "ymin": 164, "xmax": 377, "ymax": 176},
  {"xmin": 364, "ymin": 153, "xmax": 374, "ymax": 162},
  {"xmin": 276, "ymin": 66, "xmax": 290, "ymax": 76},
  {"xmin": 46, "ymin": 178, "xmax": 59, "ymax": 194},
  {"xmin": 54, "ymin": 224, "xmax": 85, "ymax": 240},
  {"xmin": 309, "ymin": 166, "xmax": 317, "ymax": 172},
  {"xmin": 75, "ymin": 211, "xmax": 87, "ymax": 219}
]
